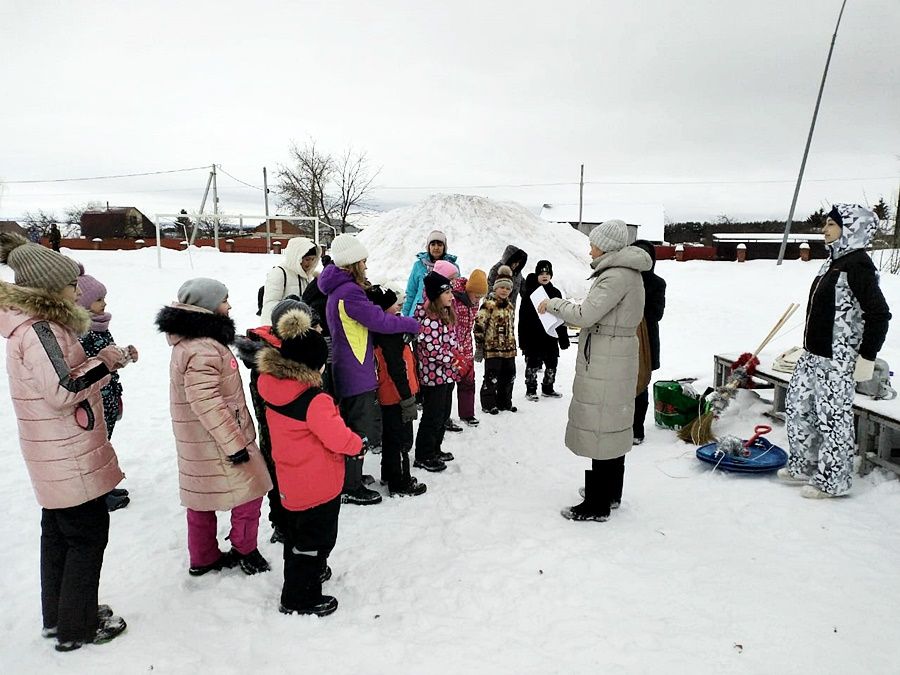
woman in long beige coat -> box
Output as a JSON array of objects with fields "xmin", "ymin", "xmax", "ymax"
[
  {"xmin": 539, "ymin": 220, "xmax": 651, "ymax": 522},
  {"xmin": 156, "ymin": 278, "xmax": 273, "ymax": 577},
  {"xmin": 1, "ymin": 233, "xmax": 133, "ymax": 651}
]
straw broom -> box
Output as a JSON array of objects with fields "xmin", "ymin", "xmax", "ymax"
[{"xmin": 677, "ymin": 303, "xmax": 799, "ymax": 445}]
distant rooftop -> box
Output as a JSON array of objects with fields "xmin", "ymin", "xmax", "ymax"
[
  {"xmin": 713, "ymin": 233, "xmax": 825, "ymax": 242},
  {"xmin": 540, "ymin": 202, "xmax": 665, "ymax": 241}
]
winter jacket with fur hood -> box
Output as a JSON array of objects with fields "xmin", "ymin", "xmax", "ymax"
[
  {"xmin": 545, "ymin": 246, "xmax": 651, "ymax": 460},
  {"xmin": 256, "ymin": 347, "xmax": 362, "ymax": 511},
  {"xmin": 260, "ymin": 236, "xmax": 320, "ymax": 325},
  {"xmin": 802, "ymin": 203, "xmax": 890, "ymax": 363},
  {"xmin": 156, "ymin": 303, "xmax": 272, "ymax": 512},
  {"xmin": 488, "ymin": 245, "xmax": 528, "ymax": 305},
  {"xmin": 317, "ymin": 264, "xmax": 420, "ymax": 399},
  {"xmin": 0, "ymin": 283, "xmax": 125, "ymax": 508}
]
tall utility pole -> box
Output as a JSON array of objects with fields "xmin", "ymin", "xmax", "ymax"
[
  {"xmin": 211, "ymin": 164, "xmax": 219, "ymax": 249},
  {"xmin": 777, "ymin": 0, "xmax": 848, "ymax": 265},
  {"xmin": 192, "ymin": 169, "xmax": 215, "ymax": 245},
  {"xmin": 263, "ymin": 166, "xmax": 271, "ymax": 253},
  {"xmin": 578, "ymin": 164, "xmax": 584, "ymax": 231}
]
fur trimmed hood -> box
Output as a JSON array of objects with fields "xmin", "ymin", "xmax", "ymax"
[
  {"xmin": 256, "ymin": 345, "xmax": 323, "ymax": 385},
  {"xmin": 0, "ymin": 281, "xmax": 91, "ymax": 337},
  {"xmin": 155, "ymin": 302, "xmax": 236, "ymax": 346}
]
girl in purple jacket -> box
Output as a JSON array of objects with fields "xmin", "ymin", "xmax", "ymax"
[{"xmin": 316, "ymin": 234, "xmax": 420, "ymax": 505}]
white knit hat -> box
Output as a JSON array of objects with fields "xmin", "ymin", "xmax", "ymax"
[
  {"xmin": 589, "ymin": 219, "xmax": 629, "ymax": 253},
  {"xmin": 329, "ymin": 234, "xmax": 368, "ymax": 267}
]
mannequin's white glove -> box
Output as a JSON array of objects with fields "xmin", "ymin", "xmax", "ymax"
[{"xmin": 853, "ymin": 357, "xmax": 875, "ymax": 382}]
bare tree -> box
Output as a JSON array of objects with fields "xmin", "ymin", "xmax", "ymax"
[
  {"xmin": 22, "ymin": 210, "xmax": 60, "ymax": 239},
  {"xmin": 276, "ymin": 140, "xmax": 379, "ymax": 232},
  {"xmin": 334, "ymin": 148, "xmax": 380, "ymax": 231},
  {"xmin": 63, "ymin": 201, "xmax": 103, "ymax": 237}
]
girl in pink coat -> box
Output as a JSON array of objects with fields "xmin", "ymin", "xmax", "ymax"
[
  {"xmin": 0, "ymin": 233, "xmax": 133, "ymax": 652},
  {"xmin": 155, "ymin": 278, "xmax": 273, "ymax": 577}
]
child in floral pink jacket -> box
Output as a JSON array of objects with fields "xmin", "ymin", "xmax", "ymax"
[{"xmin": 413, "ymin": 272, "xmax": 458, "ymax": 473}]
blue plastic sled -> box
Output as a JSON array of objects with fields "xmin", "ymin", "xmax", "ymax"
[{"xmin": 696, "ymin": 437, "xmax": 788, "ymax": 473}]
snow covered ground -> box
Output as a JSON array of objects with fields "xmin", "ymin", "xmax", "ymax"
[{"xmin": 2, "ymin": 239, "xmax": 900, "ymax": 674}]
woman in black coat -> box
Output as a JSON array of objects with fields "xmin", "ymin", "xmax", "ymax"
[
  {"xmin": 632, "ymin": 240, "xmax": 666, "ymax": 443},
  {"xmin": 518, "ymin": 260, "xmax": 569, "ymax": 400}
]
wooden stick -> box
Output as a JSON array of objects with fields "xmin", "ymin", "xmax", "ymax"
[{"xmin": 752, "ymin": 303, "xmax": 799, "ymax": 357}]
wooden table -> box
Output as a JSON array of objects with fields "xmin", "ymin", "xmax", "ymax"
[{"xmin": 714, "ymin": 353, "xmax": 900, "ymax": 476}]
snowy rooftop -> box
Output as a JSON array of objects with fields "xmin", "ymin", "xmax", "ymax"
[
  {"xmin": 713, "ymin": 232, "xmax": 825, "ymax": 242},
  {"xmin": 540, "ymin": 202, "xmax": 666, "ymax": 241}
]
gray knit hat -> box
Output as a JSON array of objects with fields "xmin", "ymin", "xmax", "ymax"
[
  {"xmin": 589, "ymin": 219, "xmax": 629, "ymax": 254},
  {"xmin": 0, "ymin": 232, "xmax": 80, "ymax": 291},
  {"xmin": 177, "ymin": 278, "xmax": 229, "ymax": 312}
]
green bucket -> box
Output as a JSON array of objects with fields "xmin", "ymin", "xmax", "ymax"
[{"xmin": 653, "ymin": 380, "xmax": 707, "ymax": 430}]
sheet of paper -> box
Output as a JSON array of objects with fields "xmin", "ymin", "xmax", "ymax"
[{"xmin": 530, "ymin": 285, "xmax": 566, "ymax": 337}]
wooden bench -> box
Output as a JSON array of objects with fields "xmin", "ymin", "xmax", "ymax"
[{"xmin": 714, "ymin": 353, "xmax": 900, "ymax": 477}]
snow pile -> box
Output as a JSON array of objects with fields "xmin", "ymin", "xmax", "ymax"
[{"xmin": 356, "ymin": 194, "xmax": 592, "ymax": 298}]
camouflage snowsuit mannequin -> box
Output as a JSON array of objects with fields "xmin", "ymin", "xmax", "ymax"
[{"xmin": 786, "ymin": 204, "xmax": 891, "ymax": 495}]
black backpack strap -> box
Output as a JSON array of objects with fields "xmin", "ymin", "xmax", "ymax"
[{"xmin": 265, "ymin": 386, "xmax": 323, "ymax": 421}]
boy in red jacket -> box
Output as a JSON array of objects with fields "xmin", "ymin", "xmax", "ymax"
[
  {"xmin": 256, "ymin": 303, "xmax": 363, "ymax": 617},
  {"xmin": 367, "ymin": 285, "xmax": 427, "ymax": 497}
]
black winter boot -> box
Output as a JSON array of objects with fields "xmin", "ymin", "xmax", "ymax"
[
  {"xmin": 525, "ymin": 367, "xmax": 540, "ymax": 401},
  {"xmin": 561, "ymin": 470, "xmax": 610, "ymax": 522},
  {"xmin": 236, "ymin": 548, "xmax": 272, "ymax": 575},
  {"xmin": 542, "ymin": 368, "xmax": 562, "ymax": 398}
]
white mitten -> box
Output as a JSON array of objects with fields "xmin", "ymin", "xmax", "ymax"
[{"xmin": 853, "ymin": 357, "xmax": 875, "ymax": 382}]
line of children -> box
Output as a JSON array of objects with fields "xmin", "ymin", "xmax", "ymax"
[
  {"xmin": 1, "ymin": 233, "xmax": 132, "ymax": 651},
  {"xmin": 519, "ymin": 260, "xmax": 569, "ymax": 401},
  {"xmin": 255, "ymin": 301, "xmax": 364, "ymax": 616},
  {"xmin": 155, "ymin": 279, "xmax": 273, "ymax": 576},
  {"xmin": 474, "ymin": 265, "xmax": 518, "ymax": 414},
  {"xmin": 76, "ymin": 266, "xmax": 132, "ymax": 512},
  {"xmin": 413, "ymin": 272, "xmax": 459, "ymax": 472}
]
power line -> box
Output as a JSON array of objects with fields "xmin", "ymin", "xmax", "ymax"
[
  {"xmin": 371, "ymin": 175, "xmax": 899, "ymax": 190},
  {"xmin": 3, "ymin": 165, "xmax": 210, "ymax": 184},
  {"xmin": 217, "ymin": 166, "xmax": 264, "ymax": 191}
]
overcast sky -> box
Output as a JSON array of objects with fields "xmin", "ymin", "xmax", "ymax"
[{"xmin": 1, "ymin": 0, "xmax": 898, "ymax": 224}]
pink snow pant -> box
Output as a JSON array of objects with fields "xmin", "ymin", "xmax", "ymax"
[
  {"xmin": 456, "ymin": 368, "xmax": 476, "ymax": 419},
  {"xmin": 186, "ymin": 497, "xmax": 263, "ymax": 567}
]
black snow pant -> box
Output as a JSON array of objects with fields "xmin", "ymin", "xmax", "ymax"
[
  {"xmin": 591, "ymin": 456, "xmax": 626, "ymax": 506},
  {"xmin": 281, "ymin": 496, "xmax": 341, "ymax": 610},
  {"xmin": 633, "ymin": 388, "xmax": 650, "ymax": 440},
  {"xmin": 40, "ymin": 497, "xmax": 110, "ymax": 643},
  {"xmin": 415, "ymin": 384, "xmax": 453, "ymax": 463},
  {"xmin": 381, "ymin": 403, "xmax": 413, "ymax": 488},
  {"xmin": 481, "ymin": 357, "xmax": 516, "ymax": 411},
  {"xmin": 524, "ymin": 353, "xmax": 559, "ymax": 396},
  {"xmin": 339, "ymin": 391, "xmax": 382, "ymax": 492},
  {"xmin": 249, "ymin": 371, "xmax": 287, "ymax": 530}
]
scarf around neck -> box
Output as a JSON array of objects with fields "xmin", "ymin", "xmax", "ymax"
[{"xmin": 90, "ymin": 311, "xmax": 112, "ymax": 333}]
